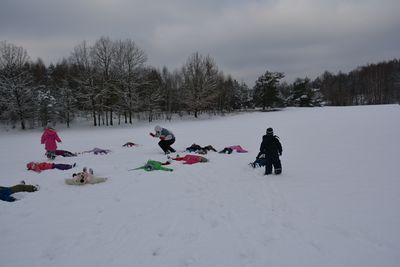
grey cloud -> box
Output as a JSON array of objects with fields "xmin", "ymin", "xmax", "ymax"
[{"xmin": 1, "ymin": 0, "xmax": 399, "ymax": 86}]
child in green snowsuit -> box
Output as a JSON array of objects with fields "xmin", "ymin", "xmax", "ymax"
[{"xmin": 131, "ymin": 160, "xmax": 173, "ymax": 172}]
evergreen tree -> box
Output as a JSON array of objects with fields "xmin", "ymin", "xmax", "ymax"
[{"xmin": 253, "ymin": 71, "xmax": 284, "ymax": 110}]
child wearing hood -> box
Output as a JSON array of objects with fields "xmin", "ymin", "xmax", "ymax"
[
  {"xmin": 65, "ymin": 167, "xmax": 108, "ymax": 185},
  {"xmin": 27, "ymin": 162, "xmax": 76, "ymax": 173},
  {"xmin": 41, "ymin": 126, "xmax": 62, "ymax": 160}
]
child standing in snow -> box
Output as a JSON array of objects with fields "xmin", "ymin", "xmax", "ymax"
[
  {"xmin": 259, "ymin": 127, "xmax": 282, "ymax": 175},
  {"xmin": 41, "ymin": 126, "xmax": 62, "ymax": 160}
]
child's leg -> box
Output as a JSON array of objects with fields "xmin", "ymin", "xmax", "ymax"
[
  {"xmin": 0, "ymin": 188, "xmax": 17, "ymax": 202},
  {"xmin": 165, "ymin": 139, "xmax": 176, "ymax": 152},
  {"xmin": 47, "ymin": 150, "xmax": 56, "ymax": 159},
  {"xmin": 265, "ymin": 157, "xmax": 273, "ymax": 175},
  {"xmin": 53, "ymin": 163, "xmax": 75, "ymax": 170},
  {"xmin": 10, "ymin": 184, "xmax": 36, "ymax": 193},
  {"xmin": 158, "ymin": 140, "xmax": 170, "ymax": 154},
  {"xmin": 64, "ymin": 151, "xmax": 76, "ymax": 157},
  {"xmin": 272, "ymin": 157, "xmax": 282, "ymax": 174}
]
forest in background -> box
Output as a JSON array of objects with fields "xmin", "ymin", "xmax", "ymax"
[{"xmin": 1, "ymin": 38, "xmax": 399, "ymax": 129}]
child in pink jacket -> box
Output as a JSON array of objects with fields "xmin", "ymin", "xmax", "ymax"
[
  {"xmin": 171, "ymin": 154, "xmax": 208, "ymax": 165},
  {"xmin": 41, "ymin": 127, "xmax": 62, "ymax": 160},
  {"xmin": 219, "ymin": 145, "xmax": 248, "ymax": 154}
]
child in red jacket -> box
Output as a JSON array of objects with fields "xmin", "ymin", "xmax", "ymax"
[
  {"xmin": 27, "ymin": 162, "xmax": 76, "ymax": 173},
  {"xmin": 171, "ymin": 154, "xmax": 208, "ymax": 165},
  {"xmin": 41, "ymin": 126, "xmax": 62, "ymax": 160}
]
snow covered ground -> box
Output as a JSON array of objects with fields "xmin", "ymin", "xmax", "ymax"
[{"xmin": 1, "ymin": 105, "xmax": 399, "ymax": 267}]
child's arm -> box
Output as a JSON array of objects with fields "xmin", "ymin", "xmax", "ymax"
[
  {"xmin": 89, "ymin": 177, "xmax": 108, "ymax": 184},
  {"xmin": 56, "ymin": 133, "xmax": 62, "ymax": 143},
  {"xmin": 40, "ymin": 132, "xmax": 46, "ymax": 144},
  {"xmin": 159, "ymin": 166, "xmax": 173, "ymax": 171}
]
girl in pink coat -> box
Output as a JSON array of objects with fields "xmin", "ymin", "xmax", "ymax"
[{"xmin": 41, "ymin": 127, "xmax": 62, "ymax": 159}]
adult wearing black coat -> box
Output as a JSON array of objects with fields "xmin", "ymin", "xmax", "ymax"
[{"xmin": 258, "ymin": 127, "xmax": 283, "ymax": 175}]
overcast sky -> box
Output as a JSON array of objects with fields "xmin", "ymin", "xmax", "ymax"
[{"xmin": 1, "ymin": 0, "xmax": 399, "ymax": 85}]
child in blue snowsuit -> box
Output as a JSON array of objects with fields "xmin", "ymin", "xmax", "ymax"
[
  {"xmin": 250, "ymin": 153, "xmax": 267, "ymax": 168},
  {"xmin": 0, "ymin": 182, "xmax": 39, "ymax": 202}
]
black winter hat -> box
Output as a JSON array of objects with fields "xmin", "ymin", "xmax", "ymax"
[{"xmin": 266, "ymin": 127, "xmax": 274, "ymax": 135}]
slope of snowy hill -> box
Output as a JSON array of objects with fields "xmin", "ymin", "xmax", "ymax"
[{"xmin": 1, "ymin": 105, "xmax": 399, "ymax": 267}]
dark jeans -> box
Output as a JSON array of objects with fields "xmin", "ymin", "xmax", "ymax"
[
  {"xmin": 265, "ymin": 156, "xmax": 282, "ymax": 175},
  {"xmin": 54, "ymin": 163, "xmax": 74, "ymax": 171},
  {"xmin": 159, "ymin": 138, "xmax": 176, "ymax": 154}
]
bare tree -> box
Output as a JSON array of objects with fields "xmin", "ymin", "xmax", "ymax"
[
  {"xmin": 113, "ymin": 39, "xmax": 147, "ymax": 124},
  {"xmin": 181, "ymin": 52, "xmax": 220, "ymax": 118},
  {"xmin": 137, "ymin": 68, "xmax": 163, "ymax": 122},
  {"xmin": 0, "ymin": 41, "xmax": 34, "ymax": 129},
  {"xmin": 91, "ymin": 36, "xmax": 116, "ymax": 126},
  {"xmin": 69, "ymin": 40, "xmax": 99, "ymax": 125}
]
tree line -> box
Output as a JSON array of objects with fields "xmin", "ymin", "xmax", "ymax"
[{"xmin": 1, "ymin": 38, "xmax": 399, "ymax": 129}]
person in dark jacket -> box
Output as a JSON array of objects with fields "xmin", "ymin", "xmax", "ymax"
[{"xmin": 258, "ymin": 127, "xmax": 282, "ymax": 175}]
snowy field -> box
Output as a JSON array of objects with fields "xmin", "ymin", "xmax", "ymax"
[{"xmin": 1, "ymin": 105, "xmax": 399, "ymax": 267}]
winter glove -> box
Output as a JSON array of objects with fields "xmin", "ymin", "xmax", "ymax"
[{"xmin": 149, "ymin": 132, "xmax": 155, "ymax": 137}]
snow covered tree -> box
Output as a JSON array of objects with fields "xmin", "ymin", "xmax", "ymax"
[
  {"xmin": 112, "ymin": 39, "xmax": 147, "ymax": 124},
  {"xmin": 289, "ymin": 78, "xmax": 324, "ymax": 107},
  {"xmin": 69, "ymin": 41, "xmax": 98, "ymax": 125},
  {"xmin": 49, "ymin": 60, "xmax": 78, "ymax": 128},
  {"xmin": 91, "ymin": 36, "xmax": 117, "ymax": 126},
  {"xmin": 253, "ymin": 71, "xmax": 284, "ymax": 110},
  {"xmin": 137, "ymin": 68, "xmax": 163, "ymax": 122},
  {"xmin": 181, "ymin": 52, "xmax": 220, "ymax": 118},
  {"xmin": 159, "ymin": 66, "xmax": 182, "ymax": 120},
  {"xmin": 0, "ymin": 41, "xmax": 35, "ymax": 129}
]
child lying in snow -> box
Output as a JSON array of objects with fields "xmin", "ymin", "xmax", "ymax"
[
  {"xmin": 170, "ymin": 154, "xmax": 208, "ymax": 165},
  {"xmin": 27, "ymin": 162, "xmax": 76, "ymax": 173},
  {"xmin": 249, "ymin": 153, "xmax": 267, "ymax": 168},
  {"xmin": 122, "ymin": 142, "xmax": 139, "ymax": 147},
  {"xmin": 82, "ymin": 148, "xmax": 111, "ymax": 155},
  {"xmin": 55, "ymin": 149, "xmax": 77, "ymax": 157},
  {"xmin": 0, "ymin": 181, "xmax": 39, "ymax": 202},
  {"xmin": 219, "ymin": 145, "xmax": 248, "ymax": 154},
  {"xmin": 185, "ymin": 144, "xmax": 217, "ymax": 155},
  {"xmin": 130, "ymin": 160, "xmax": 173, "ymax": 172},
  {"xmin": 65, "ymin": 167, "xmax": 108, "ymax": 185}
]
